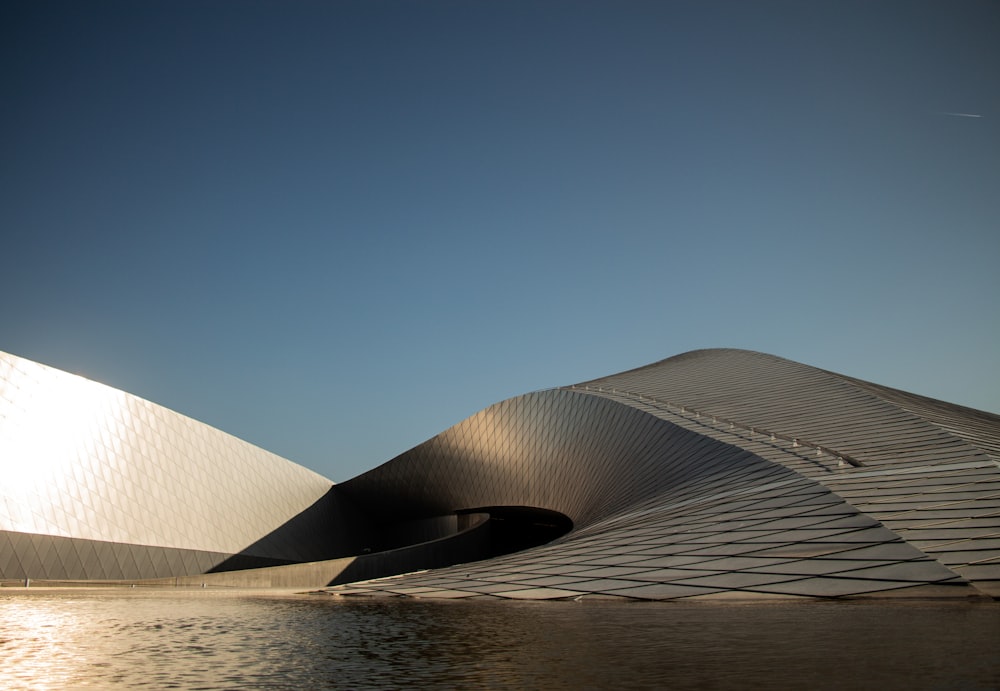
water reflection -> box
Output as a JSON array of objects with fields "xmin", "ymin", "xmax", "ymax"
[{"xmin": 0, "ymin": 591, "xmax": 997, "ymax": 689}]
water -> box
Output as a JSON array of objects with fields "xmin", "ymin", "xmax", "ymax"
[{"xmin": 1, "ymin": 590, "xmax": 998, "ymax": 690}]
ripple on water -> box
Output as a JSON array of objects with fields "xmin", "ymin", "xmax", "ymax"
[{"xmin": 0, "ymin": 592, "xmax": 997, "ymax": 689}]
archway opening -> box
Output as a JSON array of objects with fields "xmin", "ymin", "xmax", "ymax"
[{"xmin": 462, "ymin": 506, "xmax": 573, "ymax": 558}]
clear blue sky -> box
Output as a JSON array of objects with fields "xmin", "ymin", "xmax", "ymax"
[{"xmin": 3, "ymin": 1, "xmax": 998, "ymax": 481}]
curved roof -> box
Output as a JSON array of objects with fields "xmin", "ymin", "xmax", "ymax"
[
  {"xmin": 0, "ymin": 351, "xmax": 339, "ymax": 577},
  {"xmin": 332, "ymin": 349, "xmax": 1000, "ymax": 599},
  {"xmin": 3, "ymin": 348, "xmax": 999, "ymax": 599}
]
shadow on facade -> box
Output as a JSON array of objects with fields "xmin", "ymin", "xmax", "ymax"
[
  {"xmin": 328, "ymin": 506, "xmax": 573, "ymax": 586},
  {"xmin": 207, "ymin": 487, "xmax": 376, "ymax": 573},
  {"xmin": 207, "ymin": 489, "xmax": 573, "ymax": 586}
]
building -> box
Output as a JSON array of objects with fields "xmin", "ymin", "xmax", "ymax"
[{"xmin": 2, "ymin": 349, "xmax": 998, "ymax": 599}]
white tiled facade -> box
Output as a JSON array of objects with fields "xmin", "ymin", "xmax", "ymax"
[{"xmin": 0, "ymin": 352, "xmax": 333, "ymax": 567}]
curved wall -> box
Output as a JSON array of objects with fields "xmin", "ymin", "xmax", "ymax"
[
  {"xmin": 3, "ymin": 348, "xmax": 1000, "ymax": 599},
  {"xmin": 340, "ymin": 389, "xmax": 777, "ymax": 530},
  {"xmin": 330, "ymin": 350, "xmax": 1000, "ymax": 600},
  {"xmin": 0, "ymin": 352, "xmax": 359, "ymax": 580}
]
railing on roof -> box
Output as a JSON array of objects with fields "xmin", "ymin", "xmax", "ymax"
[{"xmin": 566, "ymin": 384, "xmax": 864, "ymax": 468}]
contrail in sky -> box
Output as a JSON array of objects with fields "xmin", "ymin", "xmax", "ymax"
[{"xmin": 942, "ymin": 112, "xmax": 984, "ymax": 118}]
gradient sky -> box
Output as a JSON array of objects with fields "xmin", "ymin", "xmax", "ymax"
[{"xmin": 3, "ymin": 1, "xmax": 998, "ymax": 481}]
